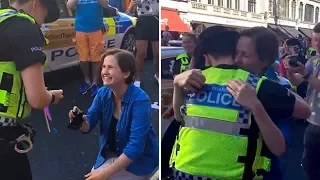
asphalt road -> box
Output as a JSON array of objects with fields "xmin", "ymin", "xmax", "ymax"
[{"xmin": 25, "ymin": 60, "xmax": 159, "ymax": 180}]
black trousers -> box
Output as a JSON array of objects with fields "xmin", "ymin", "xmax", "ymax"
[
  {"xmin": 0, "ymin": 125, "xmax": 32, "ymax": 180},
  {"xmin": 302, "ymin": 123, "xmax": 320, "ymax": 180},
  {"xmin": 0, "ymin": 150, "xmax": 32, "ymax": 180},
  {"xmin": 161, "ymin": 119, "xmax": 182, "ymax": 178},
  {"xmin": 135, "ymin": 15, "xmax": 159, "ymax": 42}
]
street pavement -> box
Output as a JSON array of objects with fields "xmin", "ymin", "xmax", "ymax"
[{"xmin": 26, "ymin": 60, "xmax": 159, "ymax": 180}]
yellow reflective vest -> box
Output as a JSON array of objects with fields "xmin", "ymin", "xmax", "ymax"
[
  {"xmin": 0, "ymin": 9, "xmax": 48, "ymax": 119},
  {"xmin": 170, "ymin": 67, "xmax": 271, "ymax": 179},
  {"xmin": 176, "ymin": 53, "xmax": 190, "ymax": 73}
]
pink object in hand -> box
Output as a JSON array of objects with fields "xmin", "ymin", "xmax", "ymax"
[{"xmin": 44, "ymin": 106, "xmax": 52, "ymax": 121}]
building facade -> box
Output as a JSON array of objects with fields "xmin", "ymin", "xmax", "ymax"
[{"xmin": 161, "ymin": 0, "xmax": 320, "ymax": 38}]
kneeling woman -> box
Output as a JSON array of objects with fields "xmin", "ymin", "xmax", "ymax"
[{"xmin": 69, "ymin": 49, "xmax": 159, "ymax": 180}]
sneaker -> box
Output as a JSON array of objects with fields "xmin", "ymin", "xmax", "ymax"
[
  {"xmin": 79, "ymin": 82, "xmax": 92, "ymax": 95},
  {"xmin": 91, "ymin": 84, "xmax": 99, "ymax": 97}
]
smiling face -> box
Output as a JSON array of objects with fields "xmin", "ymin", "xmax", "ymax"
[
  {"xmin": 101, "ymin": 55, "xmax": 130, "ymax": 87},
  {"xmin": 182, "ymin": 35, "xmax": 196, "ymax": 54},
  {"xmin": 235, "ymin": 36, "xmax": 269, "ymax": 75}
]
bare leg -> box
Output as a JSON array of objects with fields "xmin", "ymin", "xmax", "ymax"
[
  {"xmin": 135, "ymin": 40, "xmax": 148, "ymax": 87},
  {"xmin": 91, "ymin": 62, "xmax": 101, "ymax": 85},
  {"xmin": 151, "ymin": 41, "xmax": 159, "ymax": 81},
  {"xmin": 80, "ymin": 62, "xmax": 90, "ymax": 83}
]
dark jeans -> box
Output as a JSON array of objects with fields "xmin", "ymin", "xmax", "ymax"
[
  {"xmin": 161, "ymin": 120, "xmax": 181, "ymax": 178},
  {"xmin": 0, "ymin": 125, "xmax": 33, "ymax": 180},
  {"xmin": 302, "ymin": 123, "xmax": 320, "ymax": 180},
  {"xmin": 0, "ymin": 151, "xmax": 32, "ymax": 180}
]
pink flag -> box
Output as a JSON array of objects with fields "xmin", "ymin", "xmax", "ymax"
[{"xmin": 44, "ymin": 106, "xmax": 52, "ymax": 121}]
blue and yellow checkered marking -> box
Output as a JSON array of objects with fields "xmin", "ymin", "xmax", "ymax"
[{"xmin": 104, "ymin": 15, "xmax": 136, "ymax": 36}]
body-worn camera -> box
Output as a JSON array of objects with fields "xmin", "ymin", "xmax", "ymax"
[
  {"xmin": 68, "ymin": 111, "xmax": 84, "ymax": 130},
  {"xmin": 288, "ymin": 49, "xmax": 307, "ymax": 67}
]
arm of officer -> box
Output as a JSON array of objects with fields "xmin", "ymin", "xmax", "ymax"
[
  {"xmin": 227, "ymin": 79, "xmax": 286, "ymax": 156},
  {"xmin": 8, "ymin": 19, "xmax": 52, "ymax": 109},
  {"xmin": 173, "ymin": 70, "xmax": 205, "ymax": 121},
  {"xmin": 259, "ymin": 80, "xmax": 311, "ymax": 121}
]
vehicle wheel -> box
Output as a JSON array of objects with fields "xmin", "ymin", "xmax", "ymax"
[{"xmin": 121, "ymin": 29, "xmax": 136, "ymax": 54}]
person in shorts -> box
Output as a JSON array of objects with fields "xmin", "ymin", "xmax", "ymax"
[
  {"xmin": 133, "ymin": 0, "xmax": 159, "ymax": 87},
  {"xmin": 67, "ymin": 0, "xmax": 108, "ymax": 97}
]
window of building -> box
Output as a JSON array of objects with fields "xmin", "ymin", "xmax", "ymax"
[
  {"xmin": 235, "ymin": 0, "xmax": 240, "ymax": 10},
  {"xmin": 269, "ymin": 0, "xmax": 274, "ymax": 16},
  {"xmin": 218, "ymin": 0, "xmax": 223, "ymax": 6},
  {"xmin": 316, "ymin": 7, "xmax": 319, "ymax": 23},
  {"xmin": 248, "ymin": 0, "xmax": 256, "ymax": 13},
  {"xmin": 291, "ymin": 0, "xmax": 296, "ymax": 19},
  {"xmin": 299, "ymin": 2, "xmax": 303, "ymax": 20},
  {"xmin": 208, "ymin": 0, "xmax": 212, "ymax": 4},
  {"xmin": 0, "ymin": 0, "xmax": 9, "ymax": 9},
  {"xmin": 285, "ymin": 0, "xmax": 289, "ymax": 17},
  {"xmin": 227, "ymin": 0, "xmax": 232, "ymax": 8},
  {"xmin": 305, "ymin": 4, "xmax": 314, "ymax": 22},
  {"xmin": 279, "ymin": 0, "xmax": 289, "ymax": 18}
]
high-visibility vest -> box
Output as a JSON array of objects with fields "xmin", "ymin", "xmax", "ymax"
[
  {"xmin": 0, "ymin": 9, "xmax": 48, "ymax": 119},
  {"xmin": 176, "ymin": 53, "xmax": 190, "ymax": 73},
  {"xmin": 170, "ymin": 67, "xmax": 271, "ymax": 179}
]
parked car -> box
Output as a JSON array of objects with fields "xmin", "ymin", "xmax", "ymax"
[
  {"xmin": 161, "ymin": 46, "xmax": 185, "ymax": 138},
  {"xmin": 168, "ymin": 40, "xmax": 182, "ymax": 47},
  {"xmin": 0, "ymin": 3, "xmax": 134, "ymax": 73},
  {"xmin": 40, "ymin": 6, "xmax": 136, "ymax": 73}
]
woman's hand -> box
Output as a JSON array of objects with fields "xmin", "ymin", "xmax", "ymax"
[
  {"xmin": 226, "ymin": 79, "xmax": 260, "ymax": 111},
  {"xmin": 84, "ymin": 168, "xmax": 109, "ymax": 180},
  {"xmin": 68, "ymin": 106, "xmax": 81, "ymax": 121}
]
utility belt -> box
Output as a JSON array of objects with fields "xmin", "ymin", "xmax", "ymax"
[{"xmin": 0, "ymin": 117, "xmax": 36, "ymax": 154}]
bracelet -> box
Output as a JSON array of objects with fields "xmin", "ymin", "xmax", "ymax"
[{"xmin": 50, "ymin": 93, "xmax": 55, "ymax": 104}]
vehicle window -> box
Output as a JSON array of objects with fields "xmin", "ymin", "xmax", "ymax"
[
  {"xmin": 0, "ymin": 0, "xmax": 9, "ymax": 9},
  {"xmin": 103, "ymin": 6, "xmax": 117, "ymax": 17}
]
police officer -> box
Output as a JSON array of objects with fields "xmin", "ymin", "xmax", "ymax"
[
  {"xmin": 171, "ymin": 26, "xmax": 311, "ymax": 179},
  {"xmin": 0, "ymin": 0, "xmax": 63, "ymax": 179},
  {"xmin": 172, "ymin": 33, "xmax": 197, "ymax": 77}
]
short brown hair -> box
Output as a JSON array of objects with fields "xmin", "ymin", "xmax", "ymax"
[
  {"xmin": 100, "ymin": 48, "xmax": 136, "ymax": 84},
  {"xmin": 240, "ymin": 27, "xmax": 279, "ymax": 66},
  {"xmin": 314, "ymin": 23, "xmax": 320, "ymax": 33},
  {"xmin": 182, "ymin": 32, "xmax": 197, "ymax": 43}
]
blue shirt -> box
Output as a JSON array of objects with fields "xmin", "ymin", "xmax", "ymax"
[
  {"xmin": 86, "ymin": 84, "xmax": 159, "ymax": 176},
  {"xmin": 75, "ymin": 0, "xmax": 104, "ymax": 32}
]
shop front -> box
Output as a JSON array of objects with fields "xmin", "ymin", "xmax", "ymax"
[{"xmin": 161, "ymin": 8, "xmax": 191, "ymax": 33}]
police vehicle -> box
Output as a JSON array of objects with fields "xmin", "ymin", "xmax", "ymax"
[
  {"xmin": 41, "ymin": 5, "xmax": 136, "ymax": 73},
  {"xmin": 161, "ymin": 46, "xmax": 185, "ymax": 138}
]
